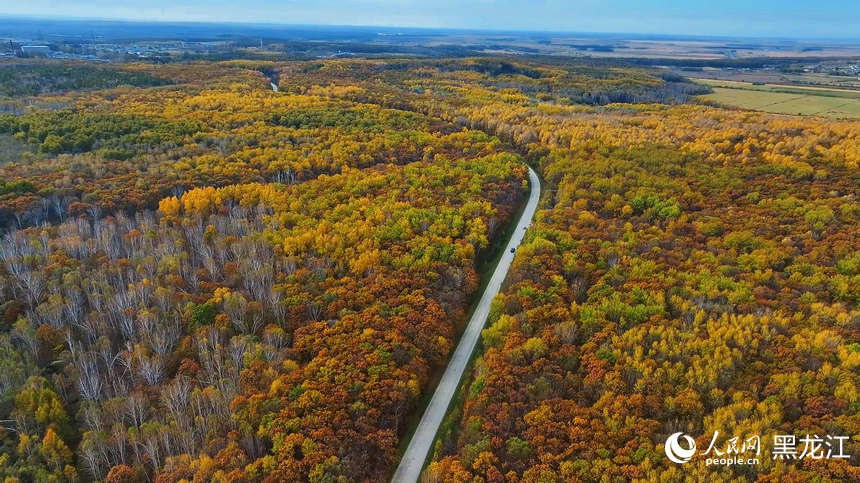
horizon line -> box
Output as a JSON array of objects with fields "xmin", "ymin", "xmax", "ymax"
[{"xmin": 1, "ymin": 14, "xmax": 858, "ymax": 43}]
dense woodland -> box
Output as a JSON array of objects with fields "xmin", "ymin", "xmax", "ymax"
[
  {"xmin": 0, "ymin": 63, "xmax": 171, "ymax": 98},
  {"xmin": 0, "ymin": 56, "xmax": 857, "ymax": 482}
]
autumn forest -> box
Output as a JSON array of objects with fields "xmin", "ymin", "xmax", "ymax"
[{"xmin": 0, "ymin": 55, "xmax": 858, "ymax": 483}]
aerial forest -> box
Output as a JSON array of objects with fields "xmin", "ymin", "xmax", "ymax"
[{"xmin": 0, "ymin": 57, "xmax": 857, "ymax": 482}]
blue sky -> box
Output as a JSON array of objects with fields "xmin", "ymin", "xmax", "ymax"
[{"xmin": 3, "ymin": 0, "xmax": 858, "ymax": 38}]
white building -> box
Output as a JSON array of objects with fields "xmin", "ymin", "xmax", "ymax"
[{"xmin": 21, "ymin": 45, "xmax": 51, "ymax": 54}]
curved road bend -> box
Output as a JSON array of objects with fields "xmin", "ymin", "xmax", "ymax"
[{"xmin": 392, "ymin": 166, "xmax": 541, "ymax": 483}]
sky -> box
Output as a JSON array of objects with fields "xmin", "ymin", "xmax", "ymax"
[{"xmin": 1, "ymin": 0, "xmax": 858, "ymax": 39}]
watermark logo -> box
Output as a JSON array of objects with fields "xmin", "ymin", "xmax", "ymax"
[
  {"xmin": 664, "ymin": 431, "xmax": 851, "ymax": 466},
  {"xmin": 665, "ymin": 432, "xmax": 697, "ymax": 464}
]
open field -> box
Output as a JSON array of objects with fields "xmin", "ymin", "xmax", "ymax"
[
  {"xmin": 699, "ymin": 83, "xmax": 860, "ymax": 118},
  {"xmin": 685, "ymin": 69, "xmax": 860, "ymax": 89},
  {"xmin": 695, "ymin": 78, "xmax": 860, "ymax": 98}
]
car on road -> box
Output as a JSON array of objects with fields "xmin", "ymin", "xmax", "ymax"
[{"xmin": 510, "ymin": 248, "xmax": 516, "ymax": 253}]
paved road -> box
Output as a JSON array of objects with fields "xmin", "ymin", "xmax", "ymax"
[{"xmin": 391, "ymin": 166, "xmax": 541, "ymax": 483}]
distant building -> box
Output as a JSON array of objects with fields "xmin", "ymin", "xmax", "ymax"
[{"xmin": 21, "ymin": 45, "xmax": 51, "ymax": 54}]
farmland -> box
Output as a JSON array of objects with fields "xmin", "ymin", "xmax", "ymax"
[{"xmin": 695, "ymin": 78, "xmax": 860, "ymax": 118}]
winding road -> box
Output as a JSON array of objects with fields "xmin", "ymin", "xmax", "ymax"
[{"xmin": 391, "ymin": 166, "xmax": 541, "ymax": 483}]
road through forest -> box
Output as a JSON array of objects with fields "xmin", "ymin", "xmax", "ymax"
[{"xmin": 391, "ymin": 166, "xmax": 541, "ymax": 483}]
